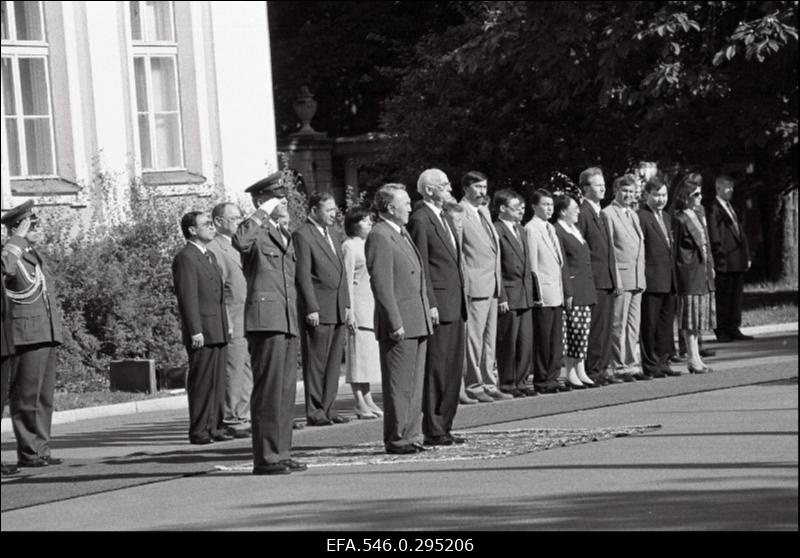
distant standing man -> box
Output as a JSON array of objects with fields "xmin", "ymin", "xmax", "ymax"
[
  {"xmin": 637, "ymin": 174, "xmax": 680, "ymax": 378},
  {"xmin": 407, "ymin": 169, "xmax": 467, "ymax": 446},
  {"xmin": 708, "ymin": 175, "xmax": 752, "ymax": 342},
  {"xmin": 293, "ymin": 191, "xmax": 353, "ymax": 426},
  {"xmin": 366, "ymin": 185, "xmax": 433, "ymax": 454},
  {"xmin": 172, "ymin": 211, "xmax": 230, "ymax": 445},
  {"xmin": 1, "ymin": 201, "xmax": 63, "ymax": 468},
  {"xmin": 233, "ymin": 172, "xmax": 307, "ymax": 475},
  {"xmin": 207, "ymin": 202, "xmax": 252, "ymax": 438},
  {"xmin": 459, "ymin": 171, "xmax": 511, "ymax": 402},
  {"xmin": 576, "ymin": 168, "xmax": 620, "ymax": 386},
  {"xmin": 493, "ymin": 190, "xmax": 537, "ymax": 398},
  {"xmin": 602, "ymin": 174, "xmax": 647, "ymax": 381}
]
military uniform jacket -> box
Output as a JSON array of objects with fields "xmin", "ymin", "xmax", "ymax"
[
  {"xmin": 232, "ymin": 209, "xmax": 299, "ymax": 337},
  {"xmin": 1, "ymin": 235, "xmax": 63, "ymax": 346},
  {"xmin": 172, "ymin": 243, "xmax": 229, "ymax": 347}
]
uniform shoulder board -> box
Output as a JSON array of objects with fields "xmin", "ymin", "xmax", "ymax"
[{"xmin": 2, "ymin": 244, "xmax": 24, "ymax": 258}]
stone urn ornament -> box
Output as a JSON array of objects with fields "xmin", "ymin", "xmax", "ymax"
[{"xmin": 293, "ymin": 86, "xmax": 318, "ymax": 134}]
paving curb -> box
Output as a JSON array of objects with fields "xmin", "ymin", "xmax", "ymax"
[{"xmin": 1, "ymin": 321, "xmax": 796, "ymax": 434}]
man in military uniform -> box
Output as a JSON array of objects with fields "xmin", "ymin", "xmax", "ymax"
[
  {"xmin": 233, "ymin": 172, "xmax": 307, "ymax": 475},
  {"xmin": 1, "ymin": 200, "xmax": 64, "ymax": 467},
  {"xmin": 1, "ymin": 259, "xmax": 20, "ymax": 475}
]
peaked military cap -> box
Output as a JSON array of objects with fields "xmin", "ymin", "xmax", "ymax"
[
  {"xmin": 245, "ymin": 171, "xmax": 287, "ymax": 196},
  {"xmin": 0, "ymin": 199, "xmax": 35, "ymax": 227}
]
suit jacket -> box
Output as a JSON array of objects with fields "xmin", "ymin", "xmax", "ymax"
[
  {"xmin": 1, "ymin": 261, "xmax": 14, "ymax": 358},
  {"xmin": 207, "ymin": 234, "xmax": 247, "ymax": 338},
  {"xmin": 495, "ymin": 220, "xmax": 535, "ymax": 310},
  {"xmin": 342, "ymin": 237, "xmax": 374, "ymax": 329},
  {"xmin": 707, "ymin": 198, "xmax": 750, "ymax": 273},
  {"xmin": 365, "ymin": 219, "xmax": 432, "ymax": 341},
  {"xmin": 172, "ymin": 243, "xmax": 229, "ymax": 346},
  {"xmin": 292, "ymin": 220, "xmax": 350, "ymax": 325},
  {"xmin": 407, "ymin": 204, "xmax": 466, "ymax": 322},
  {"xmin": 232, "ymin": 209, "xmax": 299, "ymax": 336},
  {"xmin": 459, "ymin": 200, "xmax": 502, "ymax": 299},
  {"xmin": 673, "ymin": 210, "xmax": 716, "ymax": 295},
  {"xmin": 524, "ymin": 216, "xmax": 564, "ymax": 307},
  {"xmin": 602, "ymin": 201, "xmax": 646, "ymax": 291},
  {"xmin": 637, "ymin": 206, "xmax": 677, "ymax": 294},
  {"xmin": 556, "ymin": 223, "xmax": 597, "ymax": 307},
  {"xmin": 0, "ymin": 236, "xmax": 63, "ymax": 346},
  {"xmin": 577, "ymin": 200, "xmax": 616, "ymax": 291}
]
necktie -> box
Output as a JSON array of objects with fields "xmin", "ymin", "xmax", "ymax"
[
  {"xmin": 656, "ymin": 211, "xmax": 670, "ymax": 247},
  {"xmin": 725, "ymin": 201, "xmax": 740, "ymax": 236},
  {"xmin": 478, "ymin": 208, "xmax": 495, "ymax": 246},
  {"xmin": 279, "ymin": 225, "xmax": 289, "ymax": 247},
  {"xmin": 440, "ymin": 213, "xmax": 456, "ymax": 250},
  {"xmin": 546, "ymin": 223, "xmax": 562, "ymax": 265},
  {"xmin": 205, "ymin": 252, "xmax": 214, "ymax": 266},
  {"xmin": 323, "ymin": 227, "xmax": 337, "ymax": 256}
]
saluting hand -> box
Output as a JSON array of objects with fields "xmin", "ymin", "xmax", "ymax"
[{"xmin": 13, "ymin": 217, "xmax": 31, "ymax": 239}]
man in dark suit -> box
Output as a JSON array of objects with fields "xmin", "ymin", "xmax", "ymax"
[
  {"xmin": 172, "ymin": 211, "xmax": 230, "ymax": 445},
  {"xmin": 637, "ymin": 175, "xmax": 680, "ymax": 378},
  {"xmin": 233, "ymin": 173, "xmax": 307, "ymax": 475},
  {"xmin": 493, "ymin": 189, "xmax": 536, "ymax": 398},
  {"xmin": 576, "ymin": 168, "xmax": 621, "ymax": 385},
  {"xmin": 293, "ymin": 191, "xmax": 353, "ymax": 426},
  {"xmin": 1, "ymin": 200, "xmax": 64, "ymax": 468},
  {"xmin": 708, "ymin": 175, "xmax": 752, "ymax": 342},
  {"xmin": 407, "ymin": 169, "xmax": 467, "ymax": 446},
  {"xmin": 366, "ymin": 184, "xmax": 433, "ymax": 454},
  {"xmin": 1, "ymin": 259, "xmax": 19, "ymax": 475}
]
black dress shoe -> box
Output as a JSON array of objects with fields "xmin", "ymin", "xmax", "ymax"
[
  {"xmin": 17, "ymin": 456, "xmax": 62, "ymax": 467},
  {"xmin": 212, "ymin": 433, "xmax": 235, "ymax": 442},
  {"xmin": 386, "ymin": 445, "xmax": 417, "ymax": 455},
  {"xmin": 253, "ymin": 463, "xmax": 291, "ymax": 475},
  {"xmin": 567, "ymin": 380, "xmax": 587, "ymax": 390},
  {"xmin": 1, "ymin": 464, "xmax": 20, "ymax": 475},
  {"xmin": 330, "ymin": 415, "xmax": 350, "ymax": 424},
  {"xmin": 423, "ymin": 435, "xmax": 453, "ymax": 446},
  {"xmin": 715, "ymin": 333, "xmax": 734, "ymax": 343},
  {"xmin": 604, "ymin": 375, "xmax": 624, "ymax": 384},
  {"xmin": 226, "ymin": 428, "xmax": 251, "ymax": 439},
  {"xmin": 411, "ymin": 442, "xmax": 428, "ymax": 452},
  {"xmin": 557, "ymin": 382, "xmax": 572, "ymax": 392},
  {"xmin": 663, "ymin": 369, "xmax": 683, "ymax": 377},
  {"xmin": 669, "ymin": 354, "xmax": 687, "ymax": 363},
  {"xmin": 699, "ymin": 348, "xmax": 717, "ymax": 357},
  {"xmin": 730, "ymin": 330, "xmax": 754, "ymax": 341},
  {"xmin": 647, "ymin": 370, "xmax": 666, "ymax": 379},
  {"xmin": 448, "ymin": 434, "xmax": 467, "ymax": 444},
  {"xmin": 307, "ymin": 417, "xmax": 333, "ymax": 426},
  {"xmin": 631, "ymin": 372, "xmax": 650, "ymax": 381},
  {"xmin": 280, "ymin": 459, "xmax": 308, "ymax": 471},
  {"xmin": 617, "ymin": 373, "xmax": 635, "ymax": 383},
  {"xmin": 190, "ymin": 437, "xmax": 214, "ymax": 445},
  {"xmin": 502, "ymin": 388, "xmax": 526, "ymax": 398},
  {"xmin": 536, "ymin": 386, "xmax": 560, "ymax": 394}
]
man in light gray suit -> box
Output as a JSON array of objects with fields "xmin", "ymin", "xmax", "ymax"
[
  {"xmin": 524, "ymin": 189, "xmax": 566, "ymax": 394},
  {"xmin": 459, "ymin": 171, "xmax": 511, "ymax": 402},
  {"xmin": 366, "ymin": 185, "xmax": 433, "ymax": 454},
  {"xmin": 207, "ymin": 202, "xmax": 252, "ymax": 437},
  {"xmin": 602, "ymin": 174, "xmax": 647, "ymax": 381}
]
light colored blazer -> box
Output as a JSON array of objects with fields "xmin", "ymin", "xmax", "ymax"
[
  {"xmin": 342, "ymin": 236, "xmax": 374, "ymax": 329},
  {"xmin": 459, "ymin": 200, "xmax": 501, "ymax": 299},
  {"xmin": 207, "ymin": 234, "xmax": 247, "ymax": 338},
  {"xmin": 524, "ymin": 216, "xmax": 564, "ymax": 307},
  {"xmin": 602, "ymin": 201, "xmax": 646, "ymax": 291}
]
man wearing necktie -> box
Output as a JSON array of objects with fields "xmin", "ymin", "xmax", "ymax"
[
  {"xmin": 637, "ymin": 175, "xmax": 680, "ymax": 378},
  {"xmin": 602, "ymin": 174, "xmax": 647, "ymax": 382},
  {"xmin": 407, "ymin": 169, "xmax": 467, "ymax": 446},
  {"xmin": 234, "ymin": 173, "xmax": 306, "ymax": 475},
  {"xmin": 708, "ymin": 175, "xmax": 752, "ymax": 342},
  {"xmin": 292, "ymin": 191, "xmax": 354, "ymax": 426},
  {"xmin": 458, "ymin": 171, "xmax": 510, "ymax": 402},
  {"xmin": 172, "ymin": 211, "xmax": 230, "ymax": 445},
  {"xmin": 366, "ymin": 185, "xmax": 433, "ymax": 454},
  {"xmin": 1, "ymin": 200, "xmax": 64, "ymax": 468}
]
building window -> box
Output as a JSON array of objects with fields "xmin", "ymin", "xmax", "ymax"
[
  {"xmin": 129, "ymin": 1, "xmax": 184, "ymax": 171},
  {"xmin": 1, "ymin": 1, "xmax": 56, "ymax": 178}
]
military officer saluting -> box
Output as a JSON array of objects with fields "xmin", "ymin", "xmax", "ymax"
[{"xmin": 1, "ymin": 200, "xmax": 64, "ymax": 467}]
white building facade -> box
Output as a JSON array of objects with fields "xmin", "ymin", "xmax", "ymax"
[{"xmin": 1, "ymin": 0, "xmax": 277, "ymax": 213}]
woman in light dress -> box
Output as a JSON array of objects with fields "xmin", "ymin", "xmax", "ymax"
[{"xmin": 342, "ymin": 207, "xmax": 384, "ymax": 418}]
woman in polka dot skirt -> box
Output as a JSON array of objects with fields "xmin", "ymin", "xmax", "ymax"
[{"xmin": 553, "ymin": 195, "xmax": 598, "ymax": 389}]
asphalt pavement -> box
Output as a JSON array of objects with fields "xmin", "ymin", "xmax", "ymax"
[{"xmin": 1, "ymin": 329, "xmax": 797, "ymax": 531}]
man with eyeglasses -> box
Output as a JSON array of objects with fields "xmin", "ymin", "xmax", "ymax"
[
  {"xmin": 1, "ymin": 200, "xmax": 64, "ymax": 468},
  {"xmin": 492, "ymin": 190, "xmax": 537, "ymax": 398},
  {"xmin": 173, "ymin": 211, "xmax": 231, "ymax": 445},
  {"xmin": 207, "ymin": 202, "xmax": 252, "ymax": 439},
  {"xmin": 407, "ymin": 169, "xmax": 467, "ymax": 446}
]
